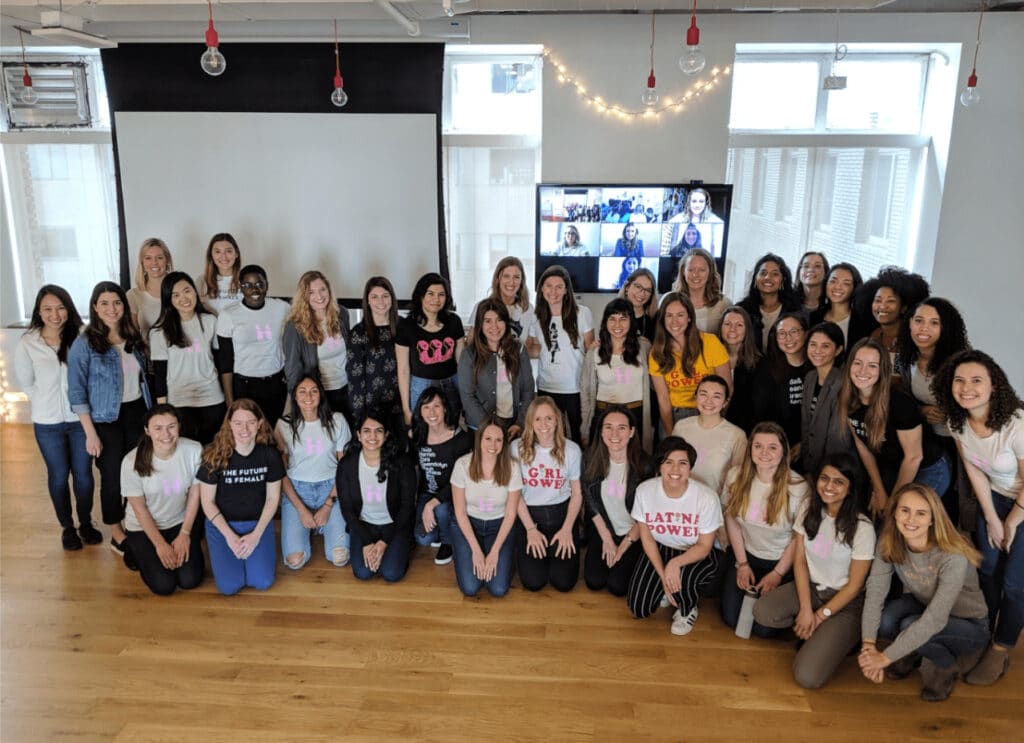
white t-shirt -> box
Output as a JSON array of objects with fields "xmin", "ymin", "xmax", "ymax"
[
  {"xmin": 471, "ymin": 300, "xmax": 535, "ymax": 342},
  {"xmin": 795, "ymin": 506, "xmax": 876, "ymax": 591},
  {"xmin": 594, "ymin": 353, "xmax": 646, "ymax": 404},
  {"xmin": 276, "ymin": 415, "xmax": 351, "ymax": 483},
  {"xmin": 121, "ymin": 438, "xmax": 203, "ymax": 531},
  {"xmin": 514, "ymin": 440, "xmax": 582, "ymax": 507},
  {"xmin": 358, "ymin": 452, "xmax": 392, "ymax": 525},
  {"xmin": 202, "ymin": 274, "xmax": 242, "ymax": 315},
  {"xmin": 631, "ymin": 477, "xmax": 723, "ymax": 550},
  {"xmin": 495, "ymin": 355, "xmax": 514, "ymax": 418},
  {"xmin": 953, "ymin": 411, "xmax": 1024, "ymax": 498},
  {"xmin": 601, "ymin": 460, "xmax": 634, "ymax": 537},
  {"xmin": 215, "ymin": 299, "xmax": 289, "ymax": 377},
  {"xmin": 317, "ymin": 333, "xmax": 349, "ymax": 391},
  {"xmin": 528, "ymin": 307, "xmax": 594, "ymax": 394},
  {"xmin": 118, "ymin": 342, "xmax": 142, "ymax": 403},
  {"xmin": 672, "ymin": 417, "xmax": 746, "ymax": 496},
  {"xmin": 450, "ymin": 453, "xmax": 524, "ymax": 521},
  {"xmin": 722, "ymin": 467, "xmax": 809, "ymax": 561},
  {"xmin": 127, "ymin": 288, "xmax": 163, "ymax": 338},
  {"xmin": 149, "ymin": 315, "xmax": 224, "ymax": 407}
]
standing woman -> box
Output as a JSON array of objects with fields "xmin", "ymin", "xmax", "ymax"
[
  {"xmin": 458, "ymin": 299, "xmax": 535, "ymax": 436},
  {"xmin": 526, "ymin": 266, "xmax": 595, "ymax": 444},
  {"xmin": 127, "ymin": 237, "xmax": 173, "ymax": 338},
  {"xmin": 627, "ymin": 436, "xmax": 724, "ymax": 636},
  {"xmin": 855, "ymin": 266, "xmax": 930, "ymax": 360},
  {"xmin": 672, "ymin": 248, "xmax": 731, "ymax": 334},
  {"xmin": 752, "ymin": 312, "xmax": 812, "ymax": 455},
  {"xmin": 810, "ymin": 262, "xmax": 870, "ymax": 348},
  {"xmin": 618, "ymin": 267, "xmax": 659, "ymax": 343},
  {"xmin": 753, "ymin": 453, "xmax": 875, "ymax": 689},
  {"xmin": 794, "ymin": 251, "xmax": 829, "ymax": 314},
  {"xmin": 468, "ymin": 257, "xmax": 534, "ymax": 341},
  {"xmin": 717, "ymin": 306, "xmax": 761, "ymax": 434},
  {"xmin": 838, "ymin": 339, "xmax": 950, "ymax": 517},
  {"xmin": 582, "ymin": 406, "xmax": 651, "ymax": 596},
  {"xmin": 648, "ymin": 292, "xmax": 731, "ymax": 434},
  {"xmin": 337, "ymin": 410, "xmax": 417, "ymax": 582},
  {"xmin": 347, "ymin": 276, "xmax": 402, "ymax": 431},
  {"xmin": 273, "ymin": 376, "xmax": 352, "ymax": 570},
  {"xmin": 720, "ymin": 422, "xmax": 809, "ymax": 636},
  {"xmin": 282, "ymin": 270, "xmax": 352, "ymax": 419},
  {"xmin": 68, "ymin": 281, "xmax": 151, "ymax": 564},
  {"xmin": 411, "ymin": 388, "xmax": 473, "ymax": 566},
  {"xmin": 737, "ymin": 253, "xmax": 802, "ymax": 353},
  {"xmin": 449, "ymin": 416, "xmax": 524, "ymax": 598},
  {"xmin": 121, "ymin": 404, "xmax": 204, "ymax": 595},
  {"xmin": 801, "ymin": 322, "xmax": 850, "ymax": 478},
  {"xmin": 149, "ymin": 272, "xmax": 225, "ymax": 445},
  {"xmin": 197, "ymin": 233, "xmax": 242, "ymax": 315},
  {"xmin": 671, "ymin": 375, "xmax": 746, "ymax": 496},
  {"xmin": 934, "ymin": 349, "xmax": 1024, "ymax": 686},
  {"xmin": 214, "ymin": 264, "xmax": 290, "ymax": 428},
  {"xmin": 580, "ymin": 298, "xmax": 653, "ymax": 450},
  {"xmin": 15, "ymin": 285, "xmax": 100, "ymax": 550},
  {"xmin": 396, "ymin": 272, "xmax": 465, "ymax": 427},
  {"xmin": 859, "ymin": 484, "xmax": 989, "ymax": 701},
  {"xmin": 196, "ymin": 399, "xmax": 283, "ymax": 595},
  {"xmin": 513, "ymin": 396, "xmax": 584, "ymax": 592}
]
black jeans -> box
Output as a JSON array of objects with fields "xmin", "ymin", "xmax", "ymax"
[
  {"xmin": 720, "ymin": 551, "xmax": 791, "ymax": 638},
  {"xmin": 584, "ymin": 520, "xmax": 641, "ymax": 597},
  {"xmin": 517, "ymin": 500, "xmax": 580, "ymax": 592},
  {"xmin": 93, "ymin": 398, "xmax": 147, "ymax": 525},
  {"xmin": 233, "ymin": 372, "xmax": 286, "ymax": 428},
  {"xmin": 179, "ymin": 402, "xmax": 226, "ymax": 446},
  {"xmin": 125, "ymin": 524, "xmax": 205, "ymax": 596},
  {"xmin": 325, "ymin": 385, "xmax": 353, "ymax": 430}
]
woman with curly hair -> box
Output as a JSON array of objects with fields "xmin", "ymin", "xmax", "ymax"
[
  {"xmin": 855, "ymin": 266, "xmax": 930, "ymax": 360},
  {"xmin": 282, "ymin": 270, "xmax": 352, "ymax": 419},
  {"xmin": 618, "ymin": 267, "xmax": 658, "ymax": 342},
  {"xmin": 197, "ymin": 399, "xmax": 284, "ymax": 595},
  {"xmin": 934, "ymin": 349, "xmax": 1024, "ymax": 686},
  {"xmin": 737, "ymin": 253, "xmax": 802, "ymax": 353},
  {"xmin": 467, "ymin": 257, "xmax": 534, "ymax": 342},
  {"xmin": 672, "ymin": 248, "xmax": 731, "ymax": 335}
]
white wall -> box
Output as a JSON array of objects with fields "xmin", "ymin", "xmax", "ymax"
[{"xmin": 471, "ymin": 12, "xmax": 1024, "ymax": 385}]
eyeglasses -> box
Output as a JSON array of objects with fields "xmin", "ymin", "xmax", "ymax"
[
  {"xmin": 776, "ymin": 328, "xmax": 805, "ymax": 339},
  {"xmin": 241, "ymin": 282, "xmax": 266, "ymax": 290},
  {"xmin": 631, "ymin": 284, "xmax": 654, "ymax": 296}
]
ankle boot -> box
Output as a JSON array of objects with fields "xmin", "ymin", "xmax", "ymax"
[
  {"xmin": 919, "ymin": 658, "xmax": 959, "ymax": 702},
  {"xmin": 965, "ymin": 644, "xmax": 1010, "ymax": 686},
  {"xmin": 885, "ymin": 653, "xmax": 919, "ymax": 680}
]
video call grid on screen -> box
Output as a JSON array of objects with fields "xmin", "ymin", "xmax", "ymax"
[{"xmin": 536, "ymin": 183, "xmax": 733, "ymax": 294}]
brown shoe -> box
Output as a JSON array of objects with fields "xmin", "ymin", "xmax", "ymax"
[
  {"xmin": 919, "ymin": 658, "xmax": 959, "ymax": 702},
  {"xmin": 964, "ymin": 644, "xmax": 1010, "ymax": 686}
]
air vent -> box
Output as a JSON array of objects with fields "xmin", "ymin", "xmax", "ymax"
[{"xmin": 2, "ymin": 62, "xmax": 91, "ymax": 129}]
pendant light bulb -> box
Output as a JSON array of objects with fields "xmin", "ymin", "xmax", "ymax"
[
  {"xmin": 332, "ymin": 73, "xmax": 349, "ymax": 108},
  {"xmin": 200, "ymin": 3, "xmax": 226, "ymax": 76},
  {"xmin": 959, "ymin": 72, "xmax": 980, "ymax": 107},
  {"xmin": 443, "ymin": 0, "xmax": 455, "ymax": 17},
  {"xmin": 679, "ymin": 14, "xmax": 706, "ymax": 76},
  {"xmin": 642, "ymin": 73, "xmax": 659, "ymax": 107},
  {"xmin": 21, "ymin": 71, "xmax": 38, "ymax": 104}
]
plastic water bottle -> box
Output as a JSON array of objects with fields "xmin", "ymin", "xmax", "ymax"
[{"xmin": 735, "ymin": 588, "xmax": 760, "ymax": 639}]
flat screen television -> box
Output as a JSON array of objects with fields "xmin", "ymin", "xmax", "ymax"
[{"xmin": 535, "ymin": 182, "xmax": 733, "ymax": 294}]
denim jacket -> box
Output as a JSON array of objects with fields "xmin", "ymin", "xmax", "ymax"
[{"xmin": 67, "ymin": 335, "xmax": 152, "ymax": 423}]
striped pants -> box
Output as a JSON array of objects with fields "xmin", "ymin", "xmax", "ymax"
[{"xmin": 627, "ymin": 542, "xmax": 723, "ymax": 619}]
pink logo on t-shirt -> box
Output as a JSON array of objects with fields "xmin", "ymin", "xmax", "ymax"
[
  {"xmin": 806, "ymin": 535, "xmax": 833, "ymax": 560},
  {"xmin": 497, "ymin": 365, "xmax": 509, "ymax": 383},
  {"xmin": 184, "ymin": 339, "xmax": 202, "ymax": 353},
  {"xmin": 642, "ymin": 510, "xmax": 700, "ymax": 537},
  {"xmin": 746, "ymin": 500, "xmax": 767, "ymax": 524},
  {"xmin": 324, "ymin": 335, "xmax": 344, "ymax": 351},
  {"xmin": 478, "ymin": 496, "xmax": 496, "ymax": 514},
  {"xmin": 122, "ymin": 354, "xmax": 139, "ymax": 377},
  {"xmin": 416, "ymin": 337, "xmax": 456, "ymax": 365},
  {"xmin": 607, "ymin": 480, "xmax": 626, "ymax": 501},
  {"xmin": 524, "ymin": 465, "xmax": 565, "ymax": 489},
  {"xmin": 161, "ymin": 477, "xmax": 182, "ymax": 497},
  {"xmin": 304, "ymin": 437, "xmax": 324, "ymax": 457},
  {"xmin": 612, "ymin": 366, "xmax": 632, "ymax": 385},
  {"xmin": 254, "ymin": 324, "xmax": 273, "ymax": 342},
  {"xmin": 364, "ymin": 482, "xmax": 385, "ymax": 503}
]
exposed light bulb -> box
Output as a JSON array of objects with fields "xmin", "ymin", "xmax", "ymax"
[
  {"xmin": 331, "ymin": 72, "xmax": 348, "ymax": 108},
  {"xmin": 959, "ymin": 72, "xmax": 980, "ymax": 108},
  {"xmin": 443, "ymin": 0, "xmax": 454, "ymax": 16},
  {"xmin": 679, "ymin": 15, "xmax": 706, "ymax": 76},
  {"xmin": 201, "ymin": 10, "xmax": 225, "ymax": 77},
  {"xmin": 21, "ymin": 72, "xmax": 38, "ymax": 104},
  {"xmin": 641, "ymin": 73, "xmax": 659, "ymax": 107}
]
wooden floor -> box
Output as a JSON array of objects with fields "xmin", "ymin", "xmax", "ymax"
[{"xmin": 1, "ymin": 423, "xmax": 1020, "ymax": 742}]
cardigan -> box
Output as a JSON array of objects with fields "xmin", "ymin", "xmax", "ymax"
[
  {"xmin": 581, "ymin": 456, "xmax": 652, "ymax": 536},
  {"xmin": 801, "ymin": 366, "xmax": 854, "ymax": 476},
  {"xmin": 457, "ymin": 343, "xmax": 536, "ymax": 430},
  {"xmin": 282, "ymin": 307, "xmax": 352, "ymax": 392},
  {"xmin": 336, "ymin": 450, "xmax": 416, "ymax": 546}
]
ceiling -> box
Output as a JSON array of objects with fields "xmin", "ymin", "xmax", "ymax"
[{"xmin": 1, "ymin": 0, "xmax": 1018, "ymax": 48}]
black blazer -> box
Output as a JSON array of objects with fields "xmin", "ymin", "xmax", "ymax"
[
  {"xmin": 581, "ymin": 456, "xmax": 652, "ymax": 537},
  {"xmin": 337, "ymin": 449, "xmax": 416, "ymax": 546}
]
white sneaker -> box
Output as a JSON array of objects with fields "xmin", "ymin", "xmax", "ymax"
[
  {"xmin": 670, "ymin": 606, "xmax": 699, "ymax": 636},
  {"xmin": 659, "ymin": 595, "xmax": 671, "ymax": 609},
  {"xmin": 331, "ymin": 546, "xmax": 350, "ymax": 567}
]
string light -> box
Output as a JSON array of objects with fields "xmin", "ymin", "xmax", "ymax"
[
  {"xmin": 543, "ymin": 47, "xmax": 730, "ymax": 122},
  {"xmin": 0, "ymin": 353, "xmax": 13, "ymax": 421}
]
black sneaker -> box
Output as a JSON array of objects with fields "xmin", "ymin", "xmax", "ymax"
[
  {"xmin": 62, "ymin": 527, "xmax": 83, "ymax": 551},
  {"xmin": 434, "ymin": 544, "xmax": 454, "ymax": 566},
  {"xmin": 110, "ymin": 537, "xmax": 126, "ymax": 555},
  {"xmin": 79, "ymin": 523, "xmax": 103, "ymax": 545},
  {"xmin": 122, "ymin": 543, "xmax": 139, "ymax": 572}
]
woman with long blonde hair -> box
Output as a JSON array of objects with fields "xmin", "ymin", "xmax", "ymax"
[{"xmin": 127, "ymin": 237, "xmax": 173, "ymax": 337}]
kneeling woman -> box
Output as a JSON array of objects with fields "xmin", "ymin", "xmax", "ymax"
[
  {"xmin": 274, "ymin": 376, "xmax": 352, "ymax": 570},
  {"xmin": 449, "ymin": 416, "xmax": 523, "ymax": 597},
  {"xmin": 628, "ymin": 436, "xmax": 724, "ymax": 636},
  {"xmin": 753, "ymin": 453, "xmax": 875, "ymax": 689},
  {"xmin": 197, "ymin": 400, "xmax": 284, "ymax": 595},
  {"xmin": 121, "ymin": 404, "xmax": 205, "ymax": 595},
  {"xmin": 337, "ymin": 410, "xmax": 417, "ymax": 582},
  {"xmin": 859, "ymin": 483, "xmax": 989, "ymax": 701}
]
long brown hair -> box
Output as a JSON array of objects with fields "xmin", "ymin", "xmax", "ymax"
[
  {"xmin": 837, "ymin": 338, "xmax": 892, "ymax": 452},
  {"xmin": 201, "ymin": 399, "xmax": 275, "ymax": 473},
  {"xmin": 471, "ymin": 299, "xmax": 522, "ymax": 382},
  {"xmin": 582, "ymin": 406, "xmax": 646, "ymax": 484},
  {"xmin": 651, "ymin": 292, "xmax": 704, "ymax": 377},
  {"xmin": 534, "ymin": 266, "xmax": 582, "ymax": 350},
  {"xmin": 517, "ymin": 396, "xmax": 567, "ymax": 467},
  {"xmin": 201, "ymin": 232, "xmax": 241, "ymax": 298},
  {"xmin": 287, "ymin": 270, "xmax": 343, "ymax": 345},
  {"xmin": 468, "ymin": 416, "xmax": 513, "ymax": 487},
  {"xmin": 360, "ymin": 276, "xmax": 398, "ymax": 348},
  {"xmin": 718, "ymin": 306, "xmax": 761, "ymax": 371},
  {"xmin": 84, "ymin": 281, "xmax": 144, "ymax": 355},
  {"xmin": 489, "ymin": 257, "xmax": 531, "ymax": 312},
  {"xmin": 27, "ymin": 284, "xmax": 83, "ymax": 363},
  {"xmin": 877, "ymin": 483, "xmax": 981, "ymax": 566},
  {"xmin": 672, "ymin": 247, "xmax": 723, "ymax": 306},
  {"xmin": 725, "ymin": 422, "xmax": 803, "ymax": 526},
  {"xmin": 134, "ymin": 404, "xmax": 182, "ymax": 477}
]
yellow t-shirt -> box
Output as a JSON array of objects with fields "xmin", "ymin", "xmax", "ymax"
[{"xmin": 648, "ymin": 333, "xmax": 729, "ymax": 409}]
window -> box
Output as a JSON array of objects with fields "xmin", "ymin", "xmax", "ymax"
[
  {"xmin": 443, "ymin": 48, "xmax": 543, "ymax": 322},
  {"xmin": 724, "ymin": 45, "xmax": 955, "ymax": 300}
]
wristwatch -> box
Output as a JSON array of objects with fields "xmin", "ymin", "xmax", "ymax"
[{"xmin": 820, "ymin": 607, "xmax": 833, "ymax": 619}]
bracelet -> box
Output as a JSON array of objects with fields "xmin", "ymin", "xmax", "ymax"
[
  {"xmin": 1014, "ymin": 501, "xmax": 1024, "ymax": 512},
  {"xmin": 211, "ymin": 511, "xmax": 224, "ymax": 523},
  {"xmin": 527, "ymin": 524, "xmax": 538, "ymax": 532},
  {"xmin": 735, "ymin": 561, "xmax": 749, "ymax": 569},
  {"xmin": 181, "ymin": 529, "xmax": 191, "ymax": 536},
  {"xmin": 773, "ymin": 568, "xmax": 785, "ymax": 577}
]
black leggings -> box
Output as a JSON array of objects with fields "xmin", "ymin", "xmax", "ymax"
[
  {"xmin": 517, "ymin": 501, "xmax": 580, "ymax": 592},
  {"xmin": 583, "ymin": 520, "xmax": 642, "ymax": 597},
  {"xmin": 93, "ymin": 398, "xmax": 147, "ymax": 525},
  {"xmin": 125, "ymin": 524, "xmax": 205, "ymax": 596},
  {"xmin": 179, "ymin": 402, "xmax": 227, "ymax": 446},
  {"xmin": 233, "ymin": 372, "xmax": 286, "ymax": 428}
]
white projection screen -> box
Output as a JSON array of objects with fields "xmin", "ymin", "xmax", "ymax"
[{"xmin": 115, "ymin": 111, "xmax": 440, "ymax": 301}]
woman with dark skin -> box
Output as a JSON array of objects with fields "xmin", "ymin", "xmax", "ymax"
[{"xmin": 737, "ymin": 253, "xmax": 802, "ymax": 353}]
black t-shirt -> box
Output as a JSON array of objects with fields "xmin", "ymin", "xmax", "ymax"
[
  {"xmin": 396, "ymin": 314, "xmax": 465, "ymax": 380},
  {"xmin": 415, "ymin": 429, "xmax": 473, "ymax": 504},
  {"xmin": 848, "ymin": 388, "xmax": 942, "ymax": 473},
  {"xmin": 196, "ymin": 443, "xmax": 285, "ymax": 521}
]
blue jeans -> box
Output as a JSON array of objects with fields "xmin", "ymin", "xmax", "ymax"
[
  {"xmin": 409, "ymin": 375, "xmax": 461, "ymax": 422},
  {"xmin": 280, "ymin": 479, "xmax": 348, "ymax": 569},
  {"xmin": 414, "ymin": 496, "xmax": 451, "ymax": 547},
  {"xmin": 451, "ymin": 515, "xmax": 516, "ymax": 597},
  {"xmin": 349, "ymin": 528, "xmax": 411, "ymax": 582},
  {"xmin": 977, "ymin": 491, "xmax": 1024, "ymax": 648},
  {"xmin": 877, "ymin": 595, "xmax": 990, "ymax": 668},
  {"xmin": 33, "ymin": 421, "xmax": 94, "ymax": 529},
  {"xmin": 205, "ymin": 518, "xmax": 277, "ymax": 596},
  {"xmin": 915, "ymin": 453, "xmax": 952, "ymax": 501}
]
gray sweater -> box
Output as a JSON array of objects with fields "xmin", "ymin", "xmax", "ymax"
[
  {"xmin": 861, "ymin": 545, "xmax": 988, "ymax": 662},
  {"xmin": 457, "ymin": 344, "xmax": 535, "ymax": 430}
]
